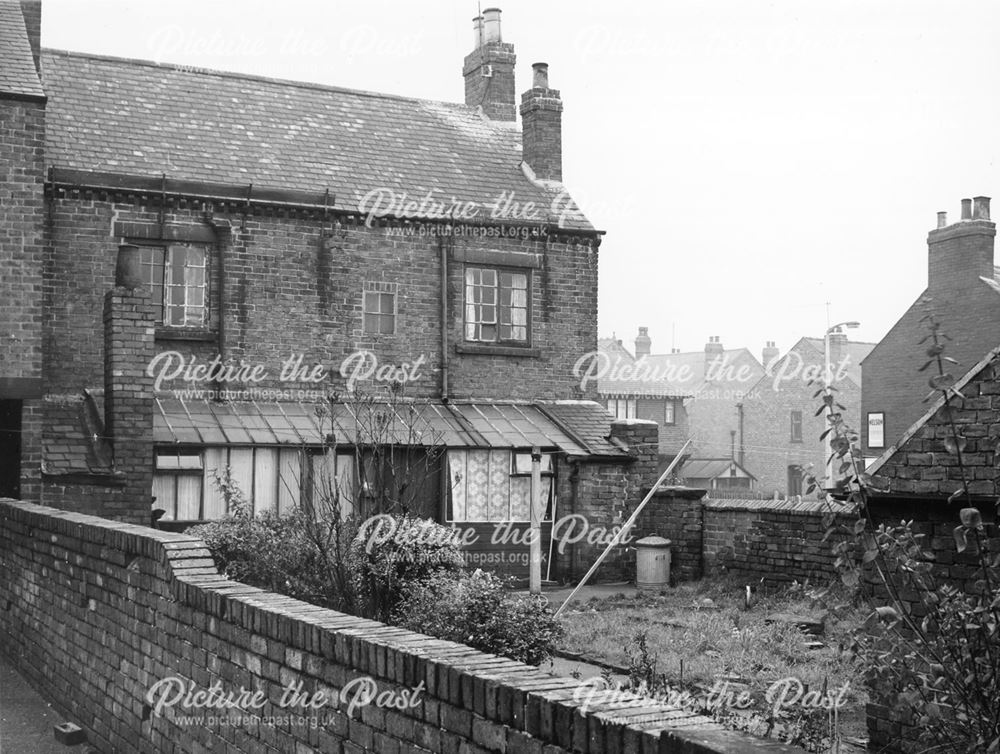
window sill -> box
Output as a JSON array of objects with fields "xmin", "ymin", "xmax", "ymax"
[
  {"xmin": 455, "ymin": 343, "xmax": 540, "ymax": 358},
  {"xmin": 155, "ymin": 328, "xmax": 218, "ymax": 342}
]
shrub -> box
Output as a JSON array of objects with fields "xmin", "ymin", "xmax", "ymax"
[
  {"xmin": 190, "ymin": 507, "xmax": 353, "ymax": 610},
  {"xmin": 395, "ymin": 569, "xmax": 563, "ymax": 666},
  {"xmin": 349, "ymin": 514, "xmax": 465, "ymax": 622}
]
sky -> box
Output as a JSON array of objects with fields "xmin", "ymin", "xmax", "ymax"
[{"xmin": 39, "ymin": 0, "xmax": 1000, "ymax": 361}]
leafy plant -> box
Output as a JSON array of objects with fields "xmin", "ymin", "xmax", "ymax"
[
  {"xmin": 190, "ymin": 467, "xmax": 351, "ymax": 610},
  {"xmin": 808, "ymin": 311, "xmax": 1000, "ymax": 752},
  {"xmin": 394, "ymin": 569, "xmax": 563, "ymax": 666},
  {"xmin": 349, "ymin": 514, "xmax": 465, "ymax": 622}
]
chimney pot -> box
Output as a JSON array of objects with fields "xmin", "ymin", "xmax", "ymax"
[
  {"xmin": 532, "ymin": 62, "xmax": 549, "ymax": 89},
  {"xmin": 974, "ymin": 196, "xmax": 991, "ymax": 221},
  {"xmin": 634, "ymin": 326, "xmax": 651, "ymax": 358},
  {"xmin": 472, "ymin": 15, "xmax": 484, "ymax": 49},
  {"xmin": 482, "ymin": 8, "xmax": 502, "ymax": 44},
  {"xmin": 961, "ymin": 198, "xmax": 973, "ymax": 220},
  {"xmin": 937, "ymin": 211, "xmax": 948, "ymax": 229}
]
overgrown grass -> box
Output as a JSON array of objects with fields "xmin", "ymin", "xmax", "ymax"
[{"xmin": 559, "ymin": 576, "xmax": 866, "ymax": 705}]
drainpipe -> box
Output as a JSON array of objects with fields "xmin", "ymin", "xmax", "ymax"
[
  {"xmin": 736, "ymin": 402, "xmax": 745, "ymax": 466},
  {"xmin": 440, "ymin": 235, "xmax": 449, "ymax": 401},
  {"xmin": 203, "ymin": 207, "xmax": 227, "ymax": 360}
]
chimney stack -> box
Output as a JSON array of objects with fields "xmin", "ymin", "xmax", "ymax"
[
  {"xmin": 705, "ymin": 336, "xmax": 724, "ymax": 368},
  {"xmin": 762, "ymin": 340, "xmax": 779, "ymax": 368},
  {"xmin": 928, "ymin": 196, "xmax": 996, "ymax": 291},
  {"xmin": 463, "ymin": 8, "xmax": 516, "ymax": 121},
  {"xmin": 519, "ymin": 62, "xmax": 563, "ymax": 181},
  {"xmin": 634, "ymin": 327, "xmax": 651, "ymax": 358},
  {"xmin": 103, "ymin": 244, "xmax": 156, "ymax": 523},
  {"xmin": 828, "ymin": 328, "xmax": 848, "ymax": 367}
]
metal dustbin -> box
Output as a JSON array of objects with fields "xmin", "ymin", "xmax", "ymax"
[{"xmin": 634, "ymin": 536, "xmax": 671, "ymax": 591}]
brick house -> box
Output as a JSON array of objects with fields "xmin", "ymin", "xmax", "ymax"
[
  {"xmin": 862, "ymin": 196, "xmax": 1000, "ymax": 456},
  {"xmin": 597, "ymin": 328, "xmax": 764, "ymax": 473},
  {"xmin": 0, "ymin": 2, "xmax": 656, "ymax": 579},
  {"xmin": 742, "ymin": 334, "xmax": 873, "ymax": 496},
  {"xmin": 861, "ymin": 343, "xmax": 1000, "ymax": 752}
]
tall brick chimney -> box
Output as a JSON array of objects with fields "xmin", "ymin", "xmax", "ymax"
[
  {"xmin": 519, "ymin": 62, "xmax": 563, "ymax": 181},
  {"xmin": 704, "ymin": 336, "xmax": 724, "ymax": 369},
  {"xmin": 463, "ymin": 8, "xmax": 516, "ymax": 121},
  {"xmin": 103, "ymin": 244, "xmax": 156, "ymax": 524},
  {"xmin": 634, "ymin": 327, "xmax": 651, "ymax": 358},
  {"xmin": 928, "ymin": 196, "xmax": 995, "ymax": 291},
  {"xmin": 828, "ymin": 328, "xmax": 848, "ymax": 367},
  {"xmin": 762, "ymin": 341, "xmax": 779, "ymax": 368}
]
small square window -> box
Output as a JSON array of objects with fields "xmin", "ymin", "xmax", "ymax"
[{"xmin": 363, "ymin": 290, "xmax": 396, "ymax": 334}]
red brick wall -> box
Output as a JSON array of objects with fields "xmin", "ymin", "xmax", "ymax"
[
  {"xmin": 0, "ymin": 498, "xmax": 794, "ymax": 754},
  {"xmin": 635, "ymin": 398, "xmax": 689, "ymax": 457},
  {"xmin": 553, "ymin": 421, "xmax": 659, "ymax": 582},
  {"xmin": 702, "ymin": 500, "xmax": 853, "ymax": 583},
  {"xmin": 633, "ymin": 488, "xmax": 707, "ymax": 582},
  {"xmin": 42, "ymin": 198, "xmax": 600, "ymax": 402},
  {"xmin": 871, "ymin": 351, "xmax": 1000, "ymax": 497},
  {"xmin": 862, "ymin": 220, "xmax": 1000, "ymax": 454},
  {"xmin": 0, "ymin": 100, "xmax": 44, "ymax": 386}
]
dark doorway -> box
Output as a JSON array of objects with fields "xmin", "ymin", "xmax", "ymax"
[{"xmin": 0, "ymin": 400, "xmax": 22, "ymax": 499}]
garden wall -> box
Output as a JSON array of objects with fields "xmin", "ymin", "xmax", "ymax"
[
  {"xmin": 0, "ymin": 498, "xmax": 809, "ymax": 754},
  {"xmin": 702, "ymin": 499, "xmax": 854, "ymax": 584},
  {"xmin": 628, "ymin": 494, "xmax": 852, "ymax": 587}
]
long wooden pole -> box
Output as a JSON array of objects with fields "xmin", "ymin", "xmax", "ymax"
[
  {"xmin": 553, "ymin": 439, "xmax": 691, "ymax": 619},
  {"xmin": 529, "ymin": 447, "xmax": 542, "ymax": 594}
]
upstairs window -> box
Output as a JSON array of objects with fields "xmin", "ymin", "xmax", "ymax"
[
  {"xmin": 464, "ymin": 267, "xmax": 529, "ymax": 344},
  {"xmin": 363, "ymin": 283, "xmax": 397, "ymax": 334},
  {"xmin": 607, "ymin": 398, "xmax": 636, "ymax": 420},
  {"xmin": 664, "ymin": 400, "xmax": 676, "ymax": 425},
  {"xmin": 139, "ymin": 244, "xmax": 208, "ymax": 327},
  {"xmin": 790, "ymin": 410, "xmax": 803, "ymax": 443}
]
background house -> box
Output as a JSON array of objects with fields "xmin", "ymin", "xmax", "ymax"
[
  {"xmin": 742, "ymin": 333, "xmax": 874, "ymax": 496},
  {"xmin": 598, "ymin": 328, "xmax": 764, "ymax": 473},
  {"xmin": 0, "ymin": 2, "xmax": 657, "ymax": 579},
  {"xmin": 862, "ymin": 196, "xmax": 999, "ymax": 456}
]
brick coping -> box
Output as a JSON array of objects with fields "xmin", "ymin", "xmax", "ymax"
[{"xmin": 0, "ymin": 498, "xmax": 808, "ymax": 753}]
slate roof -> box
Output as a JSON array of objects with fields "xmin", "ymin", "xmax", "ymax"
[
  {"xmin": 597, "ymin": 341, "xmax": 760, "ymax": 399},
  {"xmin": 41, "ymin": 390, "xmax": 112, "ymax": 476},
  {"xmin": 39, "ymin": 49, "xmax": 592, "ymax": 230},
  {"xmin": 536, "ymin": 400, "xmax": 630, "ymax": 458},
  {"xmin": 0, "ymin": 1, "xmax": 44, "ymax": 99}
]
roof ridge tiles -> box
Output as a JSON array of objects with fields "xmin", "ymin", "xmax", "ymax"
[{"xmin": 41, "ymin": 47, "xmax": 483, "ymax": 112}]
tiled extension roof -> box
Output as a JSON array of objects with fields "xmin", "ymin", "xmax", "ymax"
[
  {"xmin": 0, "ymin": 1, "xmax": 43, "ymax": 99},
  {"xmin": 536, "ymin": 401, "xmax": 629, "ymax": 458},
  {"xmin": 40, "ymin": 49, "xmax": 592, "ymax": 230}
]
